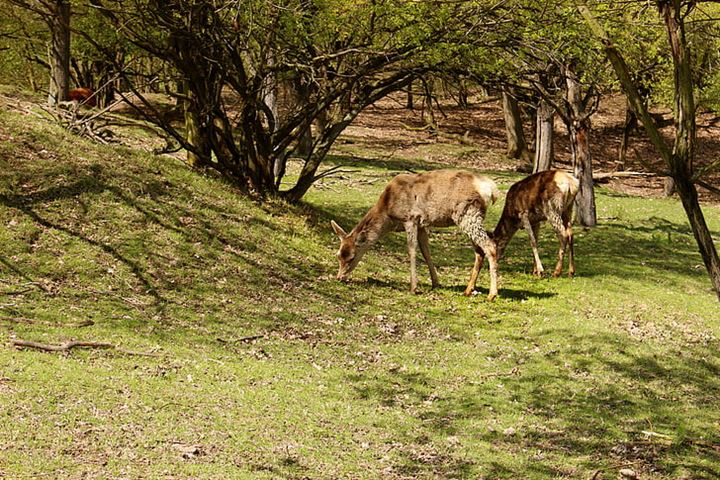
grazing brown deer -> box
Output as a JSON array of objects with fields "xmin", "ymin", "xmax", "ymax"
[
  {"xmin": 331, "ymin": 169, "xmax": 501, "ymax": 300},
  {"xmin": 463, "ymin": 170, "xmax": 579, "ymax": 296}
]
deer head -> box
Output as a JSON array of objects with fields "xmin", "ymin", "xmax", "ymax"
[{"xmin": 331, "ymin": 220, "xmax": 371, "ymax": 281}]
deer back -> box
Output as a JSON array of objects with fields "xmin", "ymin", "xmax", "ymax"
[
  {"xmin": 382, "ymin": 170, "xmax": 499, "ymax": 227},
  {"xmin": 502, "ymin": 170, "xmax": 579, "ymax": 221}
]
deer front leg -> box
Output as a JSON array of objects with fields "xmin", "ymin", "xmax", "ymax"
[
  {"xmin": 458, "ymin": 207, "xmax": 498, "ymax": 301},
  {"xmin": 521, "ymin": 214, "xmax": 544, "ymax": 277},
  {"xmin": 463, "ymin": 246, "xmax": 485, "ymax": 296},
  {"xmin": 565, "ymin": 218, "xmax": 575, "ymax": 277},
  {"xmin": 418, "ymin": 227, "xmax": 440, "ymax": 289},
  {"xmin": 485, "ymin": 242, "xmax": 499, "ymax": 301},
  {"xmin": 405, "ymin": 220, "xmax": 419, "ymax": 293}
]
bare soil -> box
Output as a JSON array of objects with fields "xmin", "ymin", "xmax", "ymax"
[{"xmin": 346, "ymin": 92, "xmax": 720, "ymax": 203}]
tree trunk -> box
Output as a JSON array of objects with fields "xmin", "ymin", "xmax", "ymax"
[
  {"xmin": 662, "ymin": 0, "xmax": 720, "ymax": 299},
  {"xmin": 565, "ymin": 68, "xmax": 597, "ymax": 227},
  {"xmin": 533, "ymin": 98, "xmax": 554, "ymax": 172},
  {"xmin": 675, "ymin": 175, "xmax": 720, "ymax": 298},
  {"xmin": 293, "ymin": 78, "xmax": 313, "ymax": 157},
  {"xmin": 458, "ymin": 76, "xmax": 468, "ymax": 108},
  {"xmin": 502, "ymin": 87, "xmax": 532, "ymax": 163},
  {"xmin": 182, "ymin": 84, "xmax": 211, "ymax": 168},
  {"xmin": 48, "ymin": 0, "xmax": 71, "ymax": 106},
  {"xmin": 569, "ymin": 120, "xmax": 597, "ymax": 227}
]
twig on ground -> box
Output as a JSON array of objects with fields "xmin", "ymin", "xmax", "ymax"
[
  {"xmin": 217, "ymin": 334, "xmax": 264, "ymax": 344},
  {"xmin": 0, "ymin": 315, "xmax": 94, "ymax": 328},
  {"xmin": 469, "ymin": 367, "xmax": 520, "ymax": 383},
  {"xmin": 11, "ymin": 339, "xmax": 159, "ymax": 357},
  {"xmin": 12, "ymin": 339, "xmax": 113, "ymax": 351}
]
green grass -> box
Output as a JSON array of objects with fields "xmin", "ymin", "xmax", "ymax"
[{"xmin": 1, "ymin": 102, "xmax": 719, "ymax": 479}]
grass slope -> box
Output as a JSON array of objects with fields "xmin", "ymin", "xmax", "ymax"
[{"xmin": 1, "ymin": 104, "xmax": 719, "ymax": 479}]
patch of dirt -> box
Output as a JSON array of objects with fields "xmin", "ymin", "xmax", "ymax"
[{"xmin": 348, "ymin": 92, "xmax": 720, "ymax": 203}]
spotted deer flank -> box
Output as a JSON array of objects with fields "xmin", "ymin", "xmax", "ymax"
[
  {"xmin": 464, "ymin": 170, "xmax": 579, "ymax": 295},
  {"xmin": 331, "ymin": 169, "xmax": 502, "ymax": 301}
]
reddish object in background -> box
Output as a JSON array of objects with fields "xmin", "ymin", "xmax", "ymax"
[{"xmin": 69, "ymin": 87, "xmax": 96, "ymax": 107}]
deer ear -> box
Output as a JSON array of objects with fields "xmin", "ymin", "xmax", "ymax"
[{"xmin": 330, "ymin": 220, "xmax": 348, "ymax": 239}]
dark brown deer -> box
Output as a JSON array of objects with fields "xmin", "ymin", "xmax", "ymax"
[
  {"xmin": 463, "ymin": 170, "xmax": 579, "ymax": 296},
  {"xmin": 331, "ymin": 169, "xmax": 501, "ymax": 300},
  {"xmin": 69, "ymin": 87, "xmax": 96, "ymax": 107}
]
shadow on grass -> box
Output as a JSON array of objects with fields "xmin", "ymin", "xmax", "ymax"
[
  {"xmin": 0, "ymin": 163, "xmax": 315, "ymax": 316},
  {"xmin": 346, "ymin": 330, "xmax": 720, "ymax": 478}
]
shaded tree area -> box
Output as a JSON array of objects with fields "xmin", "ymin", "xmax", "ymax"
[
  {"xmin": 86, "ymin": 0, "xmax": 514, "ymax": 200},
  {"xmin": 1, "ymin": 0, "xmax": 718, "ymax": 302},
  {"xmin": 580, "ymin": 0, "xmax": 720, "ymax": 300},
  {"xmin": 469, "ymin": 1, "xmax": 610, "ymax": 227}
]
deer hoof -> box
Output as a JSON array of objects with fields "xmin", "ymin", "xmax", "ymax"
[{"xmin": 487, "ymin": 293, "xmax": 497, "ymax": 302}]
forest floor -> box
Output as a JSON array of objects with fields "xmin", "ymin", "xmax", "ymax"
[
  {"xmin": 0, "ymin": 88, "xmax": 719, "ymax": 479},
  {"xmin": 342, "ymin": 92, "xmax": 720, "ymax": 203}
]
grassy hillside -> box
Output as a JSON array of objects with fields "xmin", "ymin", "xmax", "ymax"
[{"xmin": 1, "ymin": 100, "xmax": 719, "ymax": 479}]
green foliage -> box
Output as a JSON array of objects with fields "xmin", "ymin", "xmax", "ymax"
[
  {"xmin": 1, "ymin": 100, "xmax": 719, "ymax": 478},
  {"xmin": 0, "ymin": 3, "xmax": 47, "ymax": 89}
]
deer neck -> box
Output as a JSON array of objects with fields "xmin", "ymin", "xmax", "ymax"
[
  {"xmin": 493, "ymin": 214, "xmax": 519, "ymax": 259},
  {"xmin": 352, "ymin": 206, "xmax": 392, "ymax": 247}
]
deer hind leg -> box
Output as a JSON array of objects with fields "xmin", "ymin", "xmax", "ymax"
[
  {"xmin": 458, "ymin": 207, "xmax": 498, "ymax": 301},
  {"xmin": 547, "ymin": 209, "xmax": 569, "ymax": 277},
  {"xmin": 405, "ymin": 220, "xmax": 419, "ymax": 293},
  {"xmin": 463, "ymin": 245, "xmax": 485, "ymax": 296},
  {"xmin": 418, "ymin": 227, "xmax": 440, "ymax": 288},
  {"xmin": 521, "ymin": 214, "xmax": 544, "ymax": 277}
]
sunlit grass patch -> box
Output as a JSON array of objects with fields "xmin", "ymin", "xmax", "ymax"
[{"xmin": 1, "ymin": 104, "xmax": 719, "ymax": 479}]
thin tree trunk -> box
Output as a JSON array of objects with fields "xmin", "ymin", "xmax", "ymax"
[
  {"xmin": 48, "ymin": 0, "xmax": 71, "ymax": 106},
  {"xmin": 502, "ymin": 87, "xmax": 532, "ymax": 163},
  {"xmin": 617, "ymin": 101, "xmax": 637, "ymax": 171},
  {"xmin": 569, "ymin": 120, "xmax": 596, "ymax": 227},
  {"xmin": 421, "ymin": 78, "xmax": 437, "ymax": 131},
  {"xmin": 534, "ymin": 98, "xmax": 554, "ymax": 172},
  {"xmin": 406, "ymin": 80, "xmax": 414, "ymax": 110},
  {"xmin": 565, "ymin": 69, "xmax": 596, "ymax": 227},
  {"xmin": 458, "ymin": 76, "xmax": 468, "ymax": 108}
]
